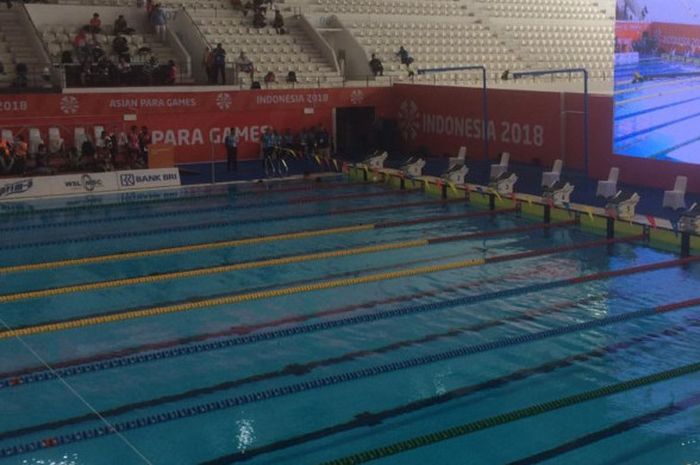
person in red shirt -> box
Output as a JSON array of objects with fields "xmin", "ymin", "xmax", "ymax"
[
  {"xmin": 165, "ymin": 60, "xmax": 177, "ymax": 85},
  {"xmin": 73, "ymin": 29, "xmax": 87, "ymax": 48},
  {"xmin": 89, "ymin": 13, "xmax": 101, "ymax": 33}
]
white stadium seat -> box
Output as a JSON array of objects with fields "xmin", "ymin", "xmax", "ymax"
[
  {"xmin": 663, "ymin": 176, "xmax": 688, "ymax": 210},
  {"xmin": 596, "ymin": 167, "xmax": 619, "ymax": 199},
  {"xmin": 541, "ymin": 159, "xmax": 563, "ymax": 187}
]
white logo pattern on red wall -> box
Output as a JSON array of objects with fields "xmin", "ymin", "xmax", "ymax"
[
  {"xmin": 398, "ymin": 100, "xmax": 420, "ymax": 141},
  {"xmin": 349, "ymin": 89, "xmax": 364, "ymax": 105},
  {"xmin": 216, "ymin": 93, "xmax": 232, "ymax": 110},
  {"xmin": 59, "ymin": 96, "xmax": 79, "ymax": 114}
]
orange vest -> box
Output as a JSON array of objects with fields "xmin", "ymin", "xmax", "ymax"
[{"xmin": 15, "ymin": 141, "xmax": 28, "ymax": 158}]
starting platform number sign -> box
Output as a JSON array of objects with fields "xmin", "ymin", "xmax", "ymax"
[{"xmin": 0, "ymin": 100, "xmax": 28, "ymax": 112}]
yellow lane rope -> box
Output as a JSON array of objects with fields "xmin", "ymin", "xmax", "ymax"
[
  {"xmin": 0, "ymin": 238, "xmax": 429, "ymax": 303},
  {"xmin": 0, "ymin": 224, "xmax": 376, "ymax": 274},
  {"xmin": 0, "ymin": 257, "xmax": 486, "ymax": 339}
]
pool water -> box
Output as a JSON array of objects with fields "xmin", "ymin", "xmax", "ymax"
[
  {"xmin": 0, "ymin": 177, "xmax": 699, "ymax": 465},
  {"xmin": 614, "ymin": 56, "xmax": 700, "ymax": 162}
]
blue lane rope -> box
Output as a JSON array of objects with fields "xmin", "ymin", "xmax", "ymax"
[
  {"xmin": 0, "ymin": 178, "xmax": 347, "ymax": 219},
  {"xmin": 0, "ymin": 198, "xmax": 454, "ymax": 251},
  {"xmin": 2, "ymin": 297, "xmax": 699, "ymax": 458},
  {"xmin": 2, "ymin": 257, "xmax": 694, "ymax": 390},
  {"xmin": 0, "ymin": 188, "xmax": 408, "ymax": 233},
  {"xmin": 0, "ymin": 295, "xmax": 602, "ymax": 442}
]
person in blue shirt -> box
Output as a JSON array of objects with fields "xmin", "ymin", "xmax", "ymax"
[
  {"xmin": 224, "ymin": 128, "xmax": 239, "ymax": 171},
  {"xmin": 151, "ymin": 4, "xmax": 167, "ymax": 42},
  {"xmin": 315, "ymin": 124, "xmax": 330, "ymax": 158},
  {"xmin": 273, "ymin": 130, "xmax": 282, "ymax": 150},
  {"xmin": 282, "ymin": 128, "xmax": 294, "ymax": 150},
  {"xmin": 261, "ymin": 127, "xmax": 275, "ymax": 168}
]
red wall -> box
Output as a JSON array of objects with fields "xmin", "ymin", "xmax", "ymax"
[
  {"xmin": 652, "ymin": 22, "xmax": 700, "ymax": 54},
  {"xmin": 393, "ymin": 84, "xmax": 562, "ymax": 167},
  {"xmin": 615, "ymin": 22, "xmax": 651, "ymax": 51},
  {"xmin": 1, "ymin": 84, "xmax": 698, "ymax": 193},
  {"xmin": 0, "ymin": 87, "xmax": 394, "ymax": 163},
  {"xmin": 394, "ymin": 84, "xmax": 700, "ymax": 194}
]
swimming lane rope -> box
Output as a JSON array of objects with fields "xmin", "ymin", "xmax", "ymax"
[
  {"xmin": 2, "ymin": 296, "xmax": 699, "ymax": 459},
  {"xmin": 0, "ymin": 198, "xmax": 464, "ymax": 252},
  {"xmin": 0, "ymin": 188, "xmax": 417, "ymax": 233},
  {"xmin": 0, "ymin": 235, "xmax": 641, "ymax": 339},
  {"xmin": 0, "ymin": 218, "xmax": 564, "ymax": 303},
  {"xmin": 0, "ymin": 208, "xmax": 515, "ymax": 274}
]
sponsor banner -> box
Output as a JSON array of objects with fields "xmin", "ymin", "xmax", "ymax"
[
  {"xmin": 0, "ymin": 87, "xmax": 391, "ymax": 119},
  {"xmin": 0, "ymin": 177, "xmax": 45, "ymax": 200},
  {"xmin": 0, "ymin": 168, "xmax": 181, "ymax": 202},
  {"xmin": 49, "ymin": 172, "xmax": 119, "ymax": 196},
  {"xmin": 116, "ymin": 168, "xmax": 181, "ymax": 191}
]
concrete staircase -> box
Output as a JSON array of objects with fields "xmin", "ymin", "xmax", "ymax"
[
  {"xmin": 192, "ymin": 10, "xmax": 341, "ymax": 86},
  {"xmin": 141, "ymin": 34, "xmax": 195, "ymax": 84},
  {"xmin": 0, "ymin": 9, "xmax": 50, "ymax": 88}
]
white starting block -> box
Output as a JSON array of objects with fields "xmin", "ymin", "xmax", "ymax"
[
  {"xmin": 442, "ymin": 163, "xmax": 469, "ymax": 185},
  {"xmin": 489, "ymin": 171, "xmax": 518, "ymax": 196},
  {"xmin": 401, "ymin": 157, "xmax": 426, "ymax": 178},
  {"xmin": 363, "ymin": 151, "xmax": 388, "ymax": 170},
  {"xmin": 606, "ymin": 190, "xmax": 640, "ymax": 220},
  {"xmin": 679, "ymin": 203, "xmax": 700, "ymax": 234},
  {"xmin": 542, "ymin": 180, "xmax": 575, "ymax": 207}
]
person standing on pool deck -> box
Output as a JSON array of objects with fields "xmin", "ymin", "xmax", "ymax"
[
  {"xmin": 261, "ymin": 127, "xmax": 275, "ymax": 169},
  {"xmin": 224, "ymin": 128, "xmax": 239, "ymax": 172}
]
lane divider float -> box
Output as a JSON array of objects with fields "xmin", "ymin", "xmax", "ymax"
[
  {"xmin": 0, "ymin": 188, "xmax": 418, "ymax": 233},
  {"xmin": 318, "ymin": 355, "xmax": 700, "ymax": 465},
  {"xmin": 508, "ymin": 389, "xmax": 700, "ymax": 464},
  {"xmin": 0, "ymin": 178, "xmax": 348, "ymax": 219},
  {"xmin": 0, "ymin": 259, "xmax": 562, "ymax": 385},
  {"xmin": 2, "ymin": 295, "xmax": 698, "ymax": 459},
  {"xmin": 3, "ymin": 256, "xmax": 694, "ymax": 389},
  {"xmin": 0, "ymin": 209, "xmax": 515, "ymax": 275},
  {"xmin": 0, "ymin": 219, "xmax": 566, "ymax": 304},
  {"xmin": 0, "ymin": 235, "xmax": 643, "ymax": 341},
  {"xmin": 0, "ymin": 198, "xmax": 465, "ymax": 252},
  {"xmin": 199, "ymin": 317, "xmax": 700, "ymax": 465},
  {"xmin": 0, "ymin": 296, "xmax": 602, "ymax": 441}
]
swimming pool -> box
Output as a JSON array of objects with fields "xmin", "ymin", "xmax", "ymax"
[
  {"xmin": 614, "ymin": 56, "xmax": 700, "ymax": 162},
  {"xmin": 0, "ymin": 176, "xmax": 699, "ymax": 465}
]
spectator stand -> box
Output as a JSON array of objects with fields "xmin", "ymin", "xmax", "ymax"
[
  {"xmin": 0, "ymin": 4, "xmax": 55, "ymax": 90},
  {"xmin": 188, "ymin": 2, "xmax": 342, "ymax": 87},
  {"xmin": 27, "ymin": 4, "xmax": 192, "ymax": 87}
]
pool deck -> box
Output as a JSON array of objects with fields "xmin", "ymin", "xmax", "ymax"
[{"xmin": 346, "ymin": 162, "xmax": 700, "ymax": 256}]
